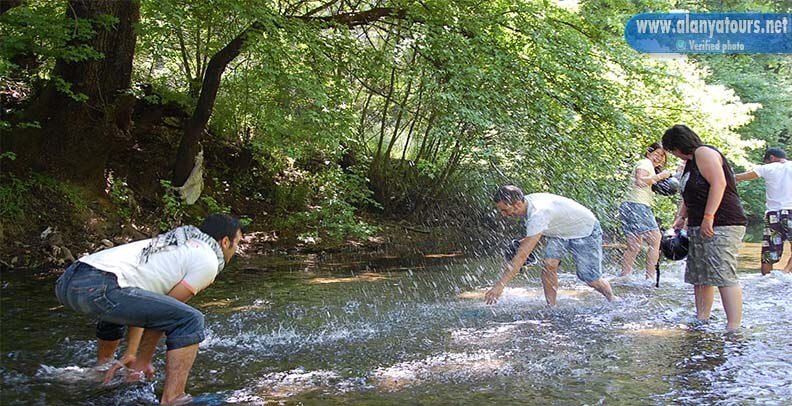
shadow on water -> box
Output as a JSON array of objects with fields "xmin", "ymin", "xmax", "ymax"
[{"xmin": 2, "ymin": 243, "xmax": 792, "ymax": 404}]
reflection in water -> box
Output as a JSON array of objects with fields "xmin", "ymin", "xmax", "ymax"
[
  {"xmin": 1, "ymin": 243, "xmax": 792, "ymax": 404},
  {"xmin": 307, "ymin": 272, "xmax": 391, "ymax": 284}
]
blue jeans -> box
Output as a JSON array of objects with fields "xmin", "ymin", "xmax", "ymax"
[
  {"xmin": 543, "ymin": 221, "xmax": 603, "ymax": 283},
  {"xmin": 55, "ymin": 261, "xmax": 205, "ymax": 350}
]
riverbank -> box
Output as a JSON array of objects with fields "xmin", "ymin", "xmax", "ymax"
[{"xmin": 0, "ymin": 212, "xmax": 496, "ymax": 272}]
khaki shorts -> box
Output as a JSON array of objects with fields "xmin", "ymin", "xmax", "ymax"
[{"xmin": 685, "ymin": 225, "xmax": 745, "ymax": 287}]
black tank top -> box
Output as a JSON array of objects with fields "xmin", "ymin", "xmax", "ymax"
[{"xmin": 680, "ymin": 145, "xmax": 747, "ymax": 227}]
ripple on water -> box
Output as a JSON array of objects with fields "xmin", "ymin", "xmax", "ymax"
[
  {"xmin": 5, "ymin": 253, "xmax": 792, "ymax": 404},
  {"xmin": 203, "ymin": 323, "xmax": 382, "ymax": 352},
  {"xmin": 371, "ymin": 350, "xmax": 511, "ymax": 391}
]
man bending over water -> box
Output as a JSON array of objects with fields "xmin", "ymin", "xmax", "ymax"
[
  {"xmin": 56, "ymin": 214, "xmax": 243, "ymax": 405},
  {"xmin": 485, "ymin": 185, "xmax": 616, "ymax": 305}
]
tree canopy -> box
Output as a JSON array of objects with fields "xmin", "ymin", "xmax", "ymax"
[{"xmin": 1, "ymin": 0, "xmax": 790, "ymax": 244}]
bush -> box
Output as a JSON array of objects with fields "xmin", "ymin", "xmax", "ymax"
[{"xmin": 279, "ymin": 166, "xmax": 380, "ymax": 243}]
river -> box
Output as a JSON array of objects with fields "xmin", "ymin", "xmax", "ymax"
[{"xmin": 1, "ymin": 243, "xmax": 791, "ymax": 404}]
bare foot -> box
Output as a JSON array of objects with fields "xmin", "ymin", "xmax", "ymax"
[{"xmin": 162, "ymin": 393, "xmax": 193, "ymax": 405}]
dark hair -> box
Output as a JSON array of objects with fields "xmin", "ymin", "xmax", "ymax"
[
  {"xmin": 646, "ymin": 142, "xmax": 662, "ymax": 155},
  {"xmin": 764, "ymin": 147, "xmax": 787, "ymax": 162},
  {"xmin": 199, "ymin": 213, "xmax": 242, "ymax": 242},
  {"xmin": 646, "ymin": 142, "xmax": 664, "ymax": 173},
  {"xmin": 662, "ymin": 124, "xmax": 702, "ymax": 155},
  {"xmin": 493, "ymin": 185, "xmax": 524, "ymax": 204}
]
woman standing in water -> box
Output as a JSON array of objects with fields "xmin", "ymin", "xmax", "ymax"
[
  {"xmin": 619, "ymin": 143, "xmax": 673, "ymax": 280},
  {"xmin": 662, "ymin": 125, "xmax": 747, "ymax": 331}
]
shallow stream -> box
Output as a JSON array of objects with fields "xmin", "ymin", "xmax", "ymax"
[{"xmin": 2, "ymin": 243, "xmax": 791, "ymax": 404}]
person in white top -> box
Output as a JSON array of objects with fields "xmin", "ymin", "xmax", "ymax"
[
  {"xmin": 55, "ymin": 214, "xmax": 243, "ymax": 405},
  {"xmin": 485, "ymin": 185, "xmax": 617, "ymax": 306},
  {"xmin": 736, "ymin": 147, "xmax": 792, "ymax": 274},
  {"xmin": 618, "ymin": 143, "xmax": 672, "ymax": 280}
]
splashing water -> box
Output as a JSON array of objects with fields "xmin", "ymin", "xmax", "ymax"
[{"xmin": 2, "ymin": 244, "xmax": 791, "ymax": 404}]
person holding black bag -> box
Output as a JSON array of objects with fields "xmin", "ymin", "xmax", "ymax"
[{"xmin": 618, "ymin": 143, "xmax": 673, "ymax": 280}]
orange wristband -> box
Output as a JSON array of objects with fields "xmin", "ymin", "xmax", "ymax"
[{"xmin": 703, "ymin": 214, "xmax": 715, "ymax": 220}]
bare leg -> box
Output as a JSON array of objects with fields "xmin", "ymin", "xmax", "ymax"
[
  {"xmin": 783, "ymin": 243, "xmax": 792, "ymax": 273},
  {"xmin": 97, "ymin": 339, "xmax": 120, "ymax": 365},
  {"xmin": 588, "ymin": 278, "xmax": 617, "ymax": 301},
  {"xmin": 761, "ymin": 262, "xmax": 773, "ymax": 275},
  {"xmin": 588, "ymin": 278, "xmax": 616, "ymax": 302},
  {"xmin": 542, "ymin": 259, "xmax": 560, "ymax": 306},
  {"xmin": 644, "ymin": 230, "xmax": 662, "ymax": 280},
  {"xmin": 694, "ymin": 285, "xmax": 716, "ymax": 321},
  {"xmin": 161, "ymin": 344, "xmax": 199, "ymax": 404},
  {"xmin": 129, "ymin": 330, "xmax": 164, "ymax": 381},
  {"xmin": 620, "ymin": 234, "xmax": 642, "ymax": 277},
  {"xmin": 719, "ymin": 285, "xmax": 743, "ymax": 331}
]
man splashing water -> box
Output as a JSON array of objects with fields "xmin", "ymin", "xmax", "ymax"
[{"xmin": 486, "ymin": 185, "xmax": 617, "ymax": 306}]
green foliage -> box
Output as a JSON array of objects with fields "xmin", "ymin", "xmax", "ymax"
[
  {"xmin": 695, "ymin": 53, "xmax": 792, "ymax": 221},
  {"xmin": 0, "ymin": 0, "xmax": 104, "ymax": 79},
  {"xmin": 0, "ymin": 173, "xmax": 87, "ymax": 228},
  {"xmin": 158, "ymin": 180, "xmax": 186, "ymax": 230},
  {"xmin": 159, "ymin": 180, "xmax": 235, "ymax": 231},
  {"xmin": 279, "ymin": 166, "xmax": 381, "ymax": 243},
  {"xmin": 5, "ymin": 0, "xmax": 789, "ymax": 243},
  {"xmin": 52, "ymin": 76, "xmax": 89, "ymax": 102},
  {"xmin": 0, "ymin": 174, "xmax": 29, "ymax": 223},
  {"xmin": 33, "ymin": 173, "xmax": 88, "ymax": 210},
  {"xmin": 0, "ymin": 151, "xmax": 17, "ymax": 162},
  {"xmin": 736, "ymin": 178, "xmax": 767, "ymax": 221},
  {"xmin": 125, "ymin": 83, "xmax": 193, "ymax": 111},
  {"xmin": 200, "ymin": 195, "xmax": 230, "ymax": 214},
  {"xmin": 239, "ymin": 216, "xmax": 253, "ymax": 228},
  {"xmin": 134, "ymin": 0, "xmax": 263, "ymax": 97},
  {"xmin": 106, "ymin": 173, "xmax": 135, "ymax": 222}
]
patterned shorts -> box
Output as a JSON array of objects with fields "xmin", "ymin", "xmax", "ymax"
[
  {"xmin": 762, "ymin": 209, "xmax": 792, "ymax": 264},
  {"xmin": 686, "ymin": 225, "xmax": 745, "ymax": 287}
]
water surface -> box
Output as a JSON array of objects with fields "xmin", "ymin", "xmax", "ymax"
[{"xmin": 2, "ymin": 243, "xmax": 791, "ymax": 404}]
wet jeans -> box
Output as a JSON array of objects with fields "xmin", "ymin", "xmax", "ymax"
[{"xmin": 55, "ymin": 261, "xmax": 205, "ymax": 350}]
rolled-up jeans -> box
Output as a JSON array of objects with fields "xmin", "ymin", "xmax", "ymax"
[{"xmin": 55, "ymin": 261, "xmax": 205, "ymax": 350}]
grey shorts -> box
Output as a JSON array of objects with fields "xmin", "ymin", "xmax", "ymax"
[
  {"xmin": 544, "ymin": 221, "xmax": 603, "ymax": 283},
  {"xmin": 619, "ymin": 202, "xmax": 659, "ymax": 236},
  {"xmin": 685, "ymin": 225, "xmax": 745, "ymax": 287}
]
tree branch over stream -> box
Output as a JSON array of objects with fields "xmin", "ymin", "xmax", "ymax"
[{"xmin": 172, "ymin": 5, "xmax": 410, "ymax": 188}]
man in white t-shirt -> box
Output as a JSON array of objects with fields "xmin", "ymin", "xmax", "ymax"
[
  {"xmin": 55, "ymin": 214, "xmax": 243, "ymax": 405},
  {"xmin": 485, "ymin": 185, "xmax": 617, "ymax": 305},
  {"xmin": 736, "ymin": 147, "xmax": 792, "ymax": 274}
]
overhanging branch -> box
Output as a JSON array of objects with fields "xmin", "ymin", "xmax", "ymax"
[{"xmin": 299, "ymin": 7, "xmax": 408, "ymax": 27}]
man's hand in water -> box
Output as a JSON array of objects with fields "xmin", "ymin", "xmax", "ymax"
[
  {"xmin": 485, "ymin": 283, "xmax": 504, "ymax": 304},
  {"xmin": 103, "ymin": 354, "xmax": 155, "ymax": 384}
]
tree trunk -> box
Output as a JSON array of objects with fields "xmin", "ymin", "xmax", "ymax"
[
  {"xmin": 171, "ymin": 22, "xmax": 264, "ymax": 188},
  {"xmin": 3, "ymin": 0, "xmax": 139, "ymax": 193},
  {"xmin": 172, "ymin": 7, "xmax": 408, "ymax": 189}
]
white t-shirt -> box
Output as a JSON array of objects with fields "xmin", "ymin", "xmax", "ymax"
[
  {"xmin": 523, "ymin": 193, "xmax": 597, "ymax": 239},
  {"xmin": 79, "ymin": 238, "xmax": 220, "ymax": 295},
  {"xmin": 623, "ymin": 158, "xmax": 656, "ymax": 206},
  {"xmin": 753, "ymin": 161, "xmax": 792, "ymax": 211}
]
